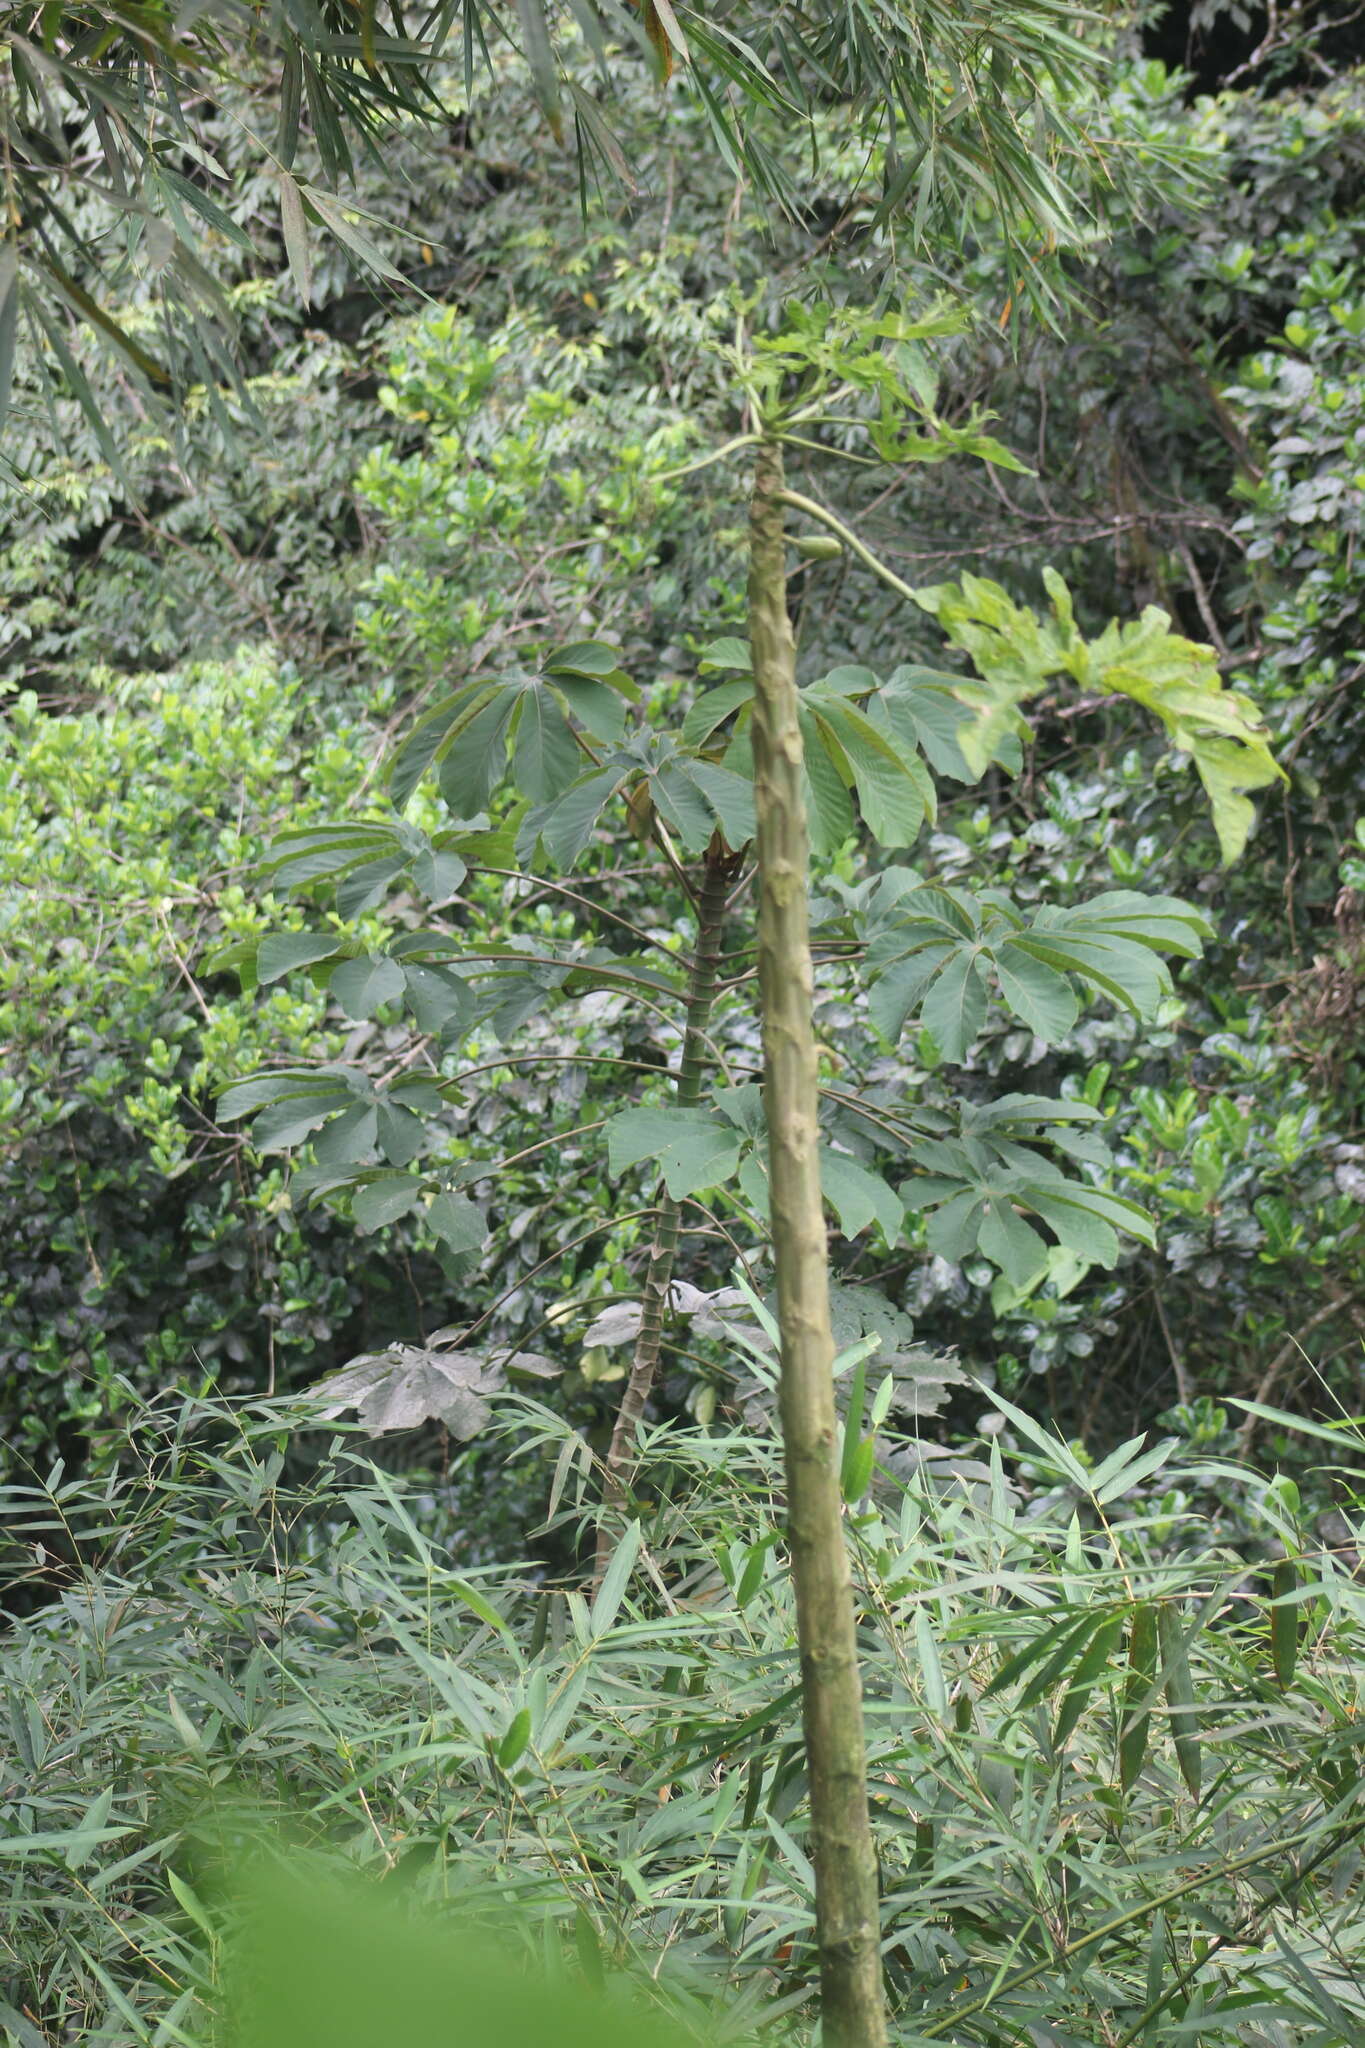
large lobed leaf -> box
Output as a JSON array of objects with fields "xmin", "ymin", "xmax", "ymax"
[
  {"xmin": 863, "ymin": 878, "xmax": 1212, "ymax": 1061},
  {"xmin": 913, "ymin": 567, "xmax": 1284, "ymax": 862}
]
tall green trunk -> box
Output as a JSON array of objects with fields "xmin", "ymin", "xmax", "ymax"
[
  {"xmin": 596, "ymin": 840, "xmax": 738, "ymax": 1578},
  {"xmin": 747, "ymin": 438, "xmax": 888, "ymax": 2048}
]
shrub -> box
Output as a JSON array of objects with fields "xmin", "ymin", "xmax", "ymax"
[{"xmin": 0, "ymin": 653, "xmax": 450, "ymax": 1478}]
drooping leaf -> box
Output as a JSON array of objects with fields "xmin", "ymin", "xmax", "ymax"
[
  {"xmin": 426, "ymin": 1192, "xmax": 487, "ymax": 1258},
  {"xmin": 1270, "ymin": 1558, "xmax": 1301, "ymax": 1691},
  {"xmin": 916, "ymin": 567, "xmax": 1284, "ymax": 862},
  {"xmin": 820, "ymin": 1150, "xmax": 903, "ymax": 1242},
  {"xmin": 309, "ymin": 1340, "xmax": 556, "ymax": 1438},
  {"xmin": 1120, "ymin": 1601, "xmax": 1159, "ymax": 1792}
]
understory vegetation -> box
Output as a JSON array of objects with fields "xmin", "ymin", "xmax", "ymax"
[{"xmin": 4, "ymin": 1, "xmax": 1365, "ymax": 2042}]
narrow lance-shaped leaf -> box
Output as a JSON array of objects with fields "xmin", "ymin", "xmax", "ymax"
[
  {"xmin": 1157, "ymin": 1604, "xmax": 1203, "ymax": 1799},
  {"xmin": 1120, "ymin": 1601, "xmax": 1159, "ymax": 1792}
]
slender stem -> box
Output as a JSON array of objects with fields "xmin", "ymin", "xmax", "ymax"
[
  {"xmin": 775, "ymin": 485, "xmax": 924, "ymax": 608},
  {"xmin": 655, "ymin": 431, "xmax": 761, "ymax": 482},
  {"xmin": 478, "ymin": 868, "xmax": 695, "ymax": 968},
  {"xmin": 748, "ymin": 438, "xmax": 888, "ymax": 2048},
  {"xmin": 594, "ymin": 841, "xmax": 740, "ymax": 1581}
]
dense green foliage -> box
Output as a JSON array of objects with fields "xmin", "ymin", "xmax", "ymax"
[
  {"xmin": 5, "ymin": 9, "xmax": 1365, "ymax": 2044},
  {"xmin": 3, "ymin": 1393, "xmax": 1364, "ymax": 2042},
  {"xmin": 7, "ymin": 24, "xmax": 1365, "ymax": 1490}
]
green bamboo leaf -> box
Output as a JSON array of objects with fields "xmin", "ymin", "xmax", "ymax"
[
  {"xmin": 1270, "ymin": 1558, "xmax": 1300, "ymax": 1691},
  {"xmin": 496, "ymin": 1707, "xmax": 533, "ymax": 1769},
  {"xmin": 0, "ymin": 1992, "xmax": 49, "ymax": 2048},
  {"xmin": 303, "ymin": 187, "xmax": 407, "ymax": 282},
  {"xmin": 0, "ymin": 244, "xmax": 18, "ymax": 441},
  {"xmin": 591, "ymin": 1520, "xmax": 642, "ymax": 1635},
  {"xmin": 1120, "ymin": 1602, "xmax": 1159, "ymax": 1791},
  {"xmin": 1053, "ymin": 1612, "xmax": 1125, "ymax": 1749},
  {"xmin": 515, "ymin": 0, "xmax": 564, "ymax": 140},
  {"xmin": 839, "ymin": 1350, "xmax": 870, "ymax": 1500},
  {"xmin": 984, "ymin": 1609, "xmax": 1097, "ymax": 1701},
  {"xmin": 915, "ymin": 1607, "xmax": 949, "ymax": 1719},
  {"xmin": 1157, "ymin": 1604, "xmax": 1203, "ymax": 1798},
  {"xmin": 278, "ymin": 169, "xmax": 312, "ymax": 306},
  {"xmin": 167, "ymin": 1866, "xmax": 216, "ymax": 1941}
]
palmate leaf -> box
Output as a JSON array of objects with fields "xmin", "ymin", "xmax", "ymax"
[
  {"xmin": 894, "ymin": 1096, "xmax": 1155, "ymax": 1286},
  {"xmin": 308, "ymin": 1338, "xmax": 557, "ymax": 1438},
  {"xmin": 685, "ymin": 656, "xmax": 958, "ymax": 856},
  {"xmin": 863, "ymin": 880, "xmax": 1211, "ymax": 1060},
  {"xmin": 868, "ymin": 665, "xmax": 978, "ymax": 782},
  {"xmin": 803, "ymin": 684, "xmax": 937, "ymax": 850},
  {"xmin": 258, "ymin": 817, "xmax": 495, "ymax": 914},
  {"xmin": 217, "ymin": 1060, "xmax": 442, "ymax": 1167},
  {"xmin": 819, "ymin": 1149, "xmax": 902, "ymax": 1241},
  {"xmin": 389, "ymin": 644, "xmax": 638, "ymax": 814},
  {"xmin": 913, "ymin": 567, "xmax": 1284, "ymax": 861}
]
